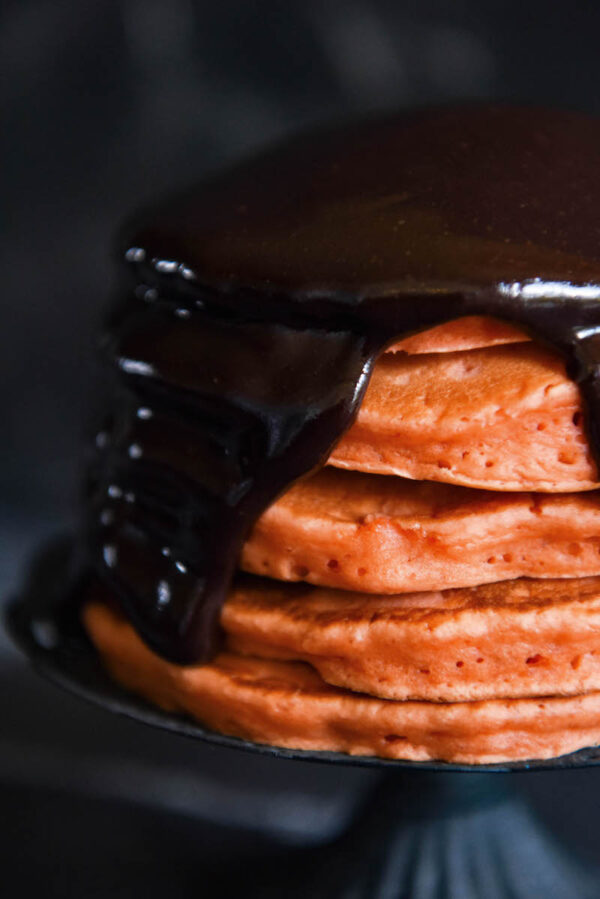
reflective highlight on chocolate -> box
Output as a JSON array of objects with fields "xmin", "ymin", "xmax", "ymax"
[{"xmin": 87, "ymin": 106, "xmax": 600, "ymax": 663}]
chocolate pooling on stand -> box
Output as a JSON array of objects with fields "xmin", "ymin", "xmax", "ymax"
[{"xmin": 87, "ymin": 106, "xmax": 600, "ymax": 663}]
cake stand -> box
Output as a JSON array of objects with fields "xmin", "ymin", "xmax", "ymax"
[{"xmin": 6, "ymin": 540, "xmax": 600, "ymax": 898}]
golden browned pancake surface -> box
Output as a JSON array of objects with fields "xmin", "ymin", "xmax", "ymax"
[
  {"xmin": 331, "ymin": 342, "xmax": 598, "ymax": 491},
  {"xmin": 84, "ymin": 600, "xmax": 600, "ymax": 764},
  {"xmin": 243, "ymin": 468, "xmax": 600, "ymax": 593},
  {"xmin": 224, "ymin": 576, "xmax": 600, "ymax": 702}
]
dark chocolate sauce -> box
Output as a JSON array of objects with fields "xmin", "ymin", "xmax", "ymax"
[{"xmin": 88, "ymin": 106, "xmax": 600, "ymax": 663}]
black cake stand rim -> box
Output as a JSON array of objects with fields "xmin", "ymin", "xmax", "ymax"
[{"xmin": 7, "ymin": 538, "xmax": 600, "ymax": 774}]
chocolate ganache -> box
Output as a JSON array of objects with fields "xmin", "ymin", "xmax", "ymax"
[{"xmin": 89, "ymin": 105, "xmax": 600, "ymax": 663}]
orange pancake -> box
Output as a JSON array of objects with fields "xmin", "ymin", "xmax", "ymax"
[
  {"xmin": 243, "ymin": 468, "xmax": 600, "ymax": 593},
  {"xmin": 387, "ymin": 315, "xmax": 528, "ymax": 354},
  {"xmin": 223, "ymin": 576, "xmax": 600, "ymax": 702},
  {"xmin": 331, "ymin": 342, "xmax": 598, "ymax": 492},
  {"xmin": 84, "ymin": 600, "xmax": 600, "ymax": 764}
]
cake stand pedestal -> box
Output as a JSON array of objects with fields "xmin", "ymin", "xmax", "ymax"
[
  {"xmin": 6, "ymin": 541, "xmax": 600, "ymax": 899},
  {"xmin": 263, "ymin": 771, "xmax": 594, "ymax": 899}
]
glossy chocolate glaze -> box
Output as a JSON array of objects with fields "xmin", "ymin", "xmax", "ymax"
[{"xmin": 88, "ymin": 106, "xmax": 600, "ymax": 663}]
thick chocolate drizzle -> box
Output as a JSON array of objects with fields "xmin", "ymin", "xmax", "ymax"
[{"xmin": 88, "ymin": 106, "xmax": 600, "ymax": 663}]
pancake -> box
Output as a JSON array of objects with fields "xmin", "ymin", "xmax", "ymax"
[
  {"xmin": 70, "ymin": 108, "xmax": 600, "ymax": 766},
  {"xmin": 331, "ymin": 342, "xmax": 599, "ymax": 492},
  {"xmin": 83, "ymin": 599, "xmax": 600, "ymax": 764},
  {"xmin": 242, "ymin": 468, "xmax": 600, "ymax": 593},
  {"xmin": 387, "ymin": 315, "xmax": 528, "ymax": 354},
  {"xmin": 223, "ymin": 576, "xmax": 600, "ymax": 702}
]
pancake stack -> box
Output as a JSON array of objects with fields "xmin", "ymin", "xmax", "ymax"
[{"xmin": 81, "ymin": 106, "xmax": 600, "ymax": 763}]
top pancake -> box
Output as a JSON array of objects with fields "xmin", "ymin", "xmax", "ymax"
[{"xmin": 129, "ymin": 107, "xmax": 600, "ymax": 294}]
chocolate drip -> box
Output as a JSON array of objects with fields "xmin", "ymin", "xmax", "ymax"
[{"xmin": 88, "ymin": 106, "xmax": 600, "ymax": 662}]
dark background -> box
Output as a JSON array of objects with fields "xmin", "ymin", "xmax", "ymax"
[{"xmin": 3, "ymin": 1, "xmax": 600, "ymax": 895}]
